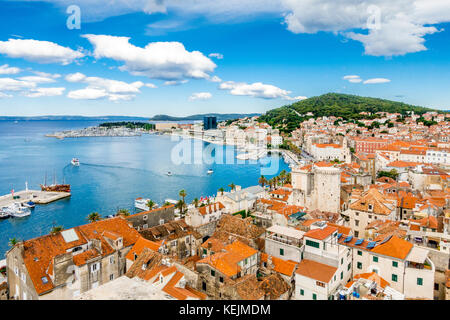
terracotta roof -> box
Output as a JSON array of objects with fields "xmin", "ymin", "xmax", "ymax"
[
  {"xmin": 354, "ymin": 272, "xmax": 390, "ymax": 289},
  {"xmin": 370, "ymin": 236, "xmax": 413, "ymax": 260},
  {"xmin": 259, "ymin": 273, "xmax": 290, "ymax": 299},
  {"xmin": 295, "ymin": 259, "xmax": 337, "ymax": 283},
  {"xmin": 304, "ymin": 226, "xmax": 338, "ymax": 240},
  {"xmin": 198, "ymin": 202, "xmax": 225, "ymax": 215},
  {"xmin": 126, "ymin": 205, "xmax": 174, "ymax": 218},
  {"xmin": 21, "ymin": 217, "xmax": 140, "ymax": 295},
  {"xmin": 350, "ymin": 188, "xmax": 394, "ymax": 215},
  {"xmin": 271, "ymin": 256, "xmax": 297, "ymax": 276}
]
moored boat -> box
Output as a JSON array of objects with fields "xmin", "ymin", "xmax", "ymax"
[{"xmin": 71, "ymin": 158, "xmax": 80, "ymax": 166}]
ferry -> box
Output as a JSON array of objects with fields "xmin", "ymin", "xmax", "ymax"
[
  {"xmin": 71, "ymin": 158, "xmax": 80, "ymax": 166},
  {"xmin": 207, "ymin": 169, "xmax": 214, "ymax": 174}
]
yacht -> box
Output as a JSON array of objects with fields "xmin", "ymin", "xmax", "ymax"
[
  {"xmin": 134, "ymin": 198, "xmax": 159, "ymax": 211},
  {"xmin": 71, "ymin": 158, "xmax": 80, "ymax": 166},
  {"xmin": 207, "ymin": 169, "xmax": 214, "ymax": 174},
  {"xmin": 0, "ymin": 207, "xmax": 10, "ymax": 219},
  {"xmin": 7, "ymin": 203, "xmax": 31, "ymax": 218}
]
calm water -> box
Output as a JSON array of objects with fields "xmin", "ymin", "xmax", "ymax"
[{"xmin": 0, "ymin": 120, "xmax": 288, "ymax": 256}]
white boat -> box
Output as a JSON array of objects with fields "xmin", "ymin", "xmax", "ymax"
[
  {"xmin": 6, "ymin": 203, "xmax": 31, "ymax": 218},
  {"xmin": 22, "ymin": 201, "xmax": 36, "ymax": 209},
  {"xmin": 71, "ymin": 158, "xmax": 80, "ymax": 166},
  {"xmin": 166, "ymin": 171, "xmax": 172, "ymax": 176},
  {"xmin": 164, "ymin": 199, "xmax": 178, "ymax": 205},
  {"xmin": 207, "ymin": 169, "xmax": 213, "ymax": 174},
  {"xmin": 135, "ymin": 198, "xmax": 159, "ymax": 211},
  {"xmin": 0, "ymin": 207, "xmax": 10, "ymax": 219}
]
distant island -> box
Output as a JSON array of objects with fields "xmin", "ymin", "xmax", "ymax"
[{"xmin": 149, "ymin": 113, "xmax": 261, "ymax": 121}]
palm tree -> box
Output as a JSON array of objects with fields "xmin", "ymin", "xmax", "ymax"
[
  {"xmin": 228, "ymin": 182, "xmax": 236, "ymax": 191},
  {"xmin": 279, "ymin": 170, "xmax": 287, "ymax": 184},
  {"xmin": 286, "ymin": 172, "xmax": 292, "ymax": 184},
  {"xmin": 146, "ymin": 199, "xmax": 156, "ymax": 210},
  {"xmin": 163, "ymin": 201, "xmax": 171, "ymax": 206},
  {"xmin": 176, "ymin": 199, "xmax": 185, "ymax": 216},
  {"xmin": 8, "ymin": 238, "xmax": 18, "ymax": 247},
  {"xmin": 87, "ymin": 212, "xmax": 101, "ymax": 223},
  {"xmin": 116, "ymin": 208, "xmax": 130, "ymax": 216},
  {"xmin": 258, "ymin": 175, "xmax": 267, "ymax": 187},
  {"xmin": 50, "ymin": 225, "xmax": 63, "ymax": 234},
  {"xmin": 218, "ymin": 187, "xmax": 225, "ymax": 196},
  {"xmin": 179, "ymin": 189, "xmax": 187, "ymax": 214},
  {"xmin": 192, "ymin": 198, "xmax": 199, "ymax": 208}
]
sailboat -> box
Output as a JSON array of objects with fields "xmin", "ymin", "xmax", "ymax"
[{"xmin": 40, "ymin": 171, "xmax": 71, "ymax": 193}]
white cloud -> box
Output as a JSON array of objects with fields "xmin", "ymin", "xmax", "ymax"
[
  {"xmin": 281, "ymin": 0, "xmax": 449, "ymax": 57},
  {"xmin": 286, "ymin": 95, "xmax": 308, "ymax": 101},
  {"xmin": 0, "ymin": 77, "xmax": 36, "ymax": 91},
  {"xmin": 189, "ymin": 92, "xmax": 212, "ymax": 101},
  {"xmin": 343, "ymin": 75, "xmax": 363, "ymax": 83},
  {"xmin": 0, "ymin": 39, "xmax": 84, "ymax": 65},
  {"xmin": 145, "ymin": 83, "xmax": 157, "ymax": 88},
  {"xmin": 209, "ymin": 75, "xmax": 222, "ymax": 83},
  {"xmin": 32, "ymin": 71, "xmax": 61, "ymax": 79},
  {"xmin": 363, "ymin": 78, "xmax": 391, "ymax": 84},
  {"xmin": 0, "ymin": 64, "xmax": 21, "ymax": 75},
  {"xmin": 219, "ymin": 81, "xmax": 301, "ymax": 100},
  {"xmin": 24, "ymin": 87, "xmax": 65, "ymax": 98},
  {"xmin": 0, "ymin": 92, "xmax": 12, "ymax": 98},
  {"xmin": 65, "ymin": 72, "xmax": 146, "ymax": 101},
  {"xmin": 208, "ymin": 53, "xmax": 223, "ymax": 59},
  {"xmin": 164, "ymin": 80, "xmax": 189, "ymax": 86},
  {"xmin": 67, "ymin": 88, "xmax": 108, "ymax": 100},
  {"xmin": 18, "ymin": 76, "xmax": 56, "ymax": 84},
  {"xmin": 83, "ymin": 34, "xmax": 216, "ymax": 81}
]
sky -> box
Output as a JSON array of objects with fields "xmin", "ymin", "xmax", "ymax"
[{"xmin": 0, "ymin": 0, "xmax": 449, "ymax": 117}]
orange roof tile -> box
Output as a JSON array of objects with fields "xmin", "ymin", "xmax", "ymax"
[
  {"xmin": 304, "ymin": 226, "xmax": 338, "ymax": 240},
  {"xmin": 295, "ymin": 259, "xmax": 337, "ymax": 283}
]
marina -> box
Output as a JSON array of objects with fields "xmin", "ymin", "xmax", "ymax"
[{"xmin": 0, "ymin": 190, "xmax": 71, "ymax": 208}]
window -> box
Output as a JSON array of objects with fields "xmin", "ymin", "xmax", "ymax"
[
  {"xmin": 211, "ymin": 269, "xmax": 215, "ymax": 277},
  {"xmin": 203, "ymin": 248, "xmax": 207, "ymax": 255},
  {"xmin": 280, "ymin": 248, "xmax": 284, "ymax": 256},
  {"xmin": 357, "ymin": 250, "xmax": 362, "ymax": 256},
  {"xmin": 300, "ymin": 289, "xmax": 304, "ymax": 296},
  {"xmin": 143, "ymin": 224, "xmax": 148, "ymax": 229},
  {"xmin": 373, "ymin": 256, "xmax": 378, "ymax": 263},
  {"xmin": 341, "ymin": 258, "xmax": 343, "ymax": 265},
  {"xmin": 143, "ymin": 215, "xmax": 148, "ymax": 221},
  {"xmin": 91, "ymin": 263, "xmax": 99, "ymax": 273},
  {"xmin": 417, "ymin": 278, "xmax": 423, "ymax": 286},
  {"xmin": 305, "ymin": 240, "xmax": 320, "ymax": 248},
  {"xmin": 110, "ymin": 256, "xmax": 115, "ymax": 264},
  {"xmin": 21, "ymin": 273, "xmax": 26, "ymax": 282},
  {"xmin": 347, "ymin": 263, "xmax": 351, "ymax": 271},
  {"xmin": 355, "ymin": 220, "xmax": 359, "ymax": 227},
  {"xmin": 357, "ymin": 262, "xmax": 362, "ymax": 269},
  {"xmin": 316, "ymin": 281, "xmax": 325, "ymax": 288},
  {"xmin": 109, "ymin": 274, "xmax": 114, "ymax": 281},
  {"xmin": 340, "ymin": 271, "xmax": 343, "ymax": 280},
  {"xmin": 354, "ymin": 231, "xmax": 359, "ymax": 237},
  {"xmin": 392, "ymin": 261, "xmax": 398, "ymax": 268},
  {"xmin": 219, "ymin": 277, "xmax": 224, "ymax": 283},
  {"xmin": 202, "ymin": 281, "xmax": 207, "ymax": 291},
  {"xmin": 392, "ymin": 274, "xmax": 397, "ymax": 282},
  {"xmin": 312, "ymin": 293, "xmax": 317, "ymax": 300},
  {"xmin": 434, "ymin": 283, "xmax": 439, "ymax": 291},
  {"xmin": 244, "ymin": 258, "xmax": 248, "ymax": 265}
]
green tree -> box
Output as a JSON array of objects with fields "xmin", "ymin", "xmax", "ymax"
[
  {"xmin": 179, "ymin": 189, "xmax": 187, "ymax": 214},
  {"xmin": 228, "ymin": 183, "xmax": 236, "ymax": 191},
  {"xmin": 146, "ymin": 199, "xmax": 156, "ymax": 210},
  {"xmin": 258, "ymin": 175, "xmax": 267, "ymax": 187},
  {"xmin": 87, "ymin": 212, "xmax": 101, "ymax": 223},
  {"xmin": 8, "ymin": 237, "xmax": 18, "ymax": 247},
  {"xmin": 218, "ymin": 187, "xmax": 225, "ymax": 196},
  {"xmin": 117, "ymin": 208, "xmax": 130, "ymax": 216},
  {"xmin": 192, "ymin": 198, "xmax": 199, "ymax": 208},
  {"xmin": 50, "ymin": 225, "xmax": 63, "ymax": 234},
  {"xmin": 377, "ymin": 169, "xmax": 399, "ymax": 180}
]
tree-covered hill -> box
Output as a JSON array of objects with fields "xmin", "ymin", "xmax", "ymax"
[{"xmin": 258, "ymin": 93, "xmax": 440, "ymax": 133}]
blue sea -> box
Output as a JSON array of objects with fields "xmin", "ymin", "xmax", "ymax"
[{"xmin": 0, "ymin": 120, "xmax": 289, "ymax": 257}]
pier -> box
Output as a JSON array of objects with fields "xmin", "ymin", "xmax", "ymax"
[{"xmin": 0, "ymin": 190, "xmax": 71, "ymax": 207}]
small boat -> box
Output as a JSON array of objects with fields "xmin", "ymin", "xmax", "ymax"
[
  {"xmin": 207, "ymin": 169, "xmax": 213, "ymax": 174},
  {"xmin": 0, "ymin": 207, "xmax": 10, "ymax": 219},
  {"xmin": 71, "ymin": 158, "xmax": 80, "ymax": 166},
  {"xmin": 6, "ymin": 203, "xmax": 31, "ymax": 218},
  {"xmin": 166, "ymin": 171, "xmax": 172, "ymax": 176},
  {"xmin": 22, "ymin": 201, "xmax": 36, "ymax": 209}
]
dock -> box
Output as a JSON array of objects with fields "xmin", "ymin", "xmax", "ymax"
[{"xmin": 0, "ymin": 190, "xmax": 71, "ymax": 207}]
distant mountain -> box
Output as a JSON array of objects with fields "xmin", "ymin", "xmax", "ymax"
[
  {"xmin": 149, "ymin": 113, "xmax": 261, "ymax": 121},
  {"xmin": 0, "ymin": 115, "xmax": 150, "ymax": 121},
  {"xmin": 258, "ymin": 93, "xmax": 443, "ymax": 133}
]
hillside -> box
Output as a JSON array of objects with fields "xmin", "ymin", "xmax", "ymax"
[
  {"xmin": 150, "ymin": 113, "xmax": 260, "ymax": 121},
  {"xmin": 258, "ymin": 93, "xmax": 439, "ymax": 133}
]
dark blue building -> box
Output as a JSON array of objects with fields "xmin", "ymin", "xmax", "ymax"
[{"xmin": 203, "ymin": 116, "xmax": 217, "ymax": 130}]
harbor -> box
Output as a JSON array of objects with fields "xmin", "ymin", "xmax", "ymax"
[{"xmin": 0, "ymin": 189, "xmax": 71, "ymax": 207}]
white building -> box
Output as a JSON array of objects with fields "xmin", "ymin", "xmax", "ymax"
[{"xmin": 265, "ymin": 225, "xmax": 305, "ymax": 262}]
